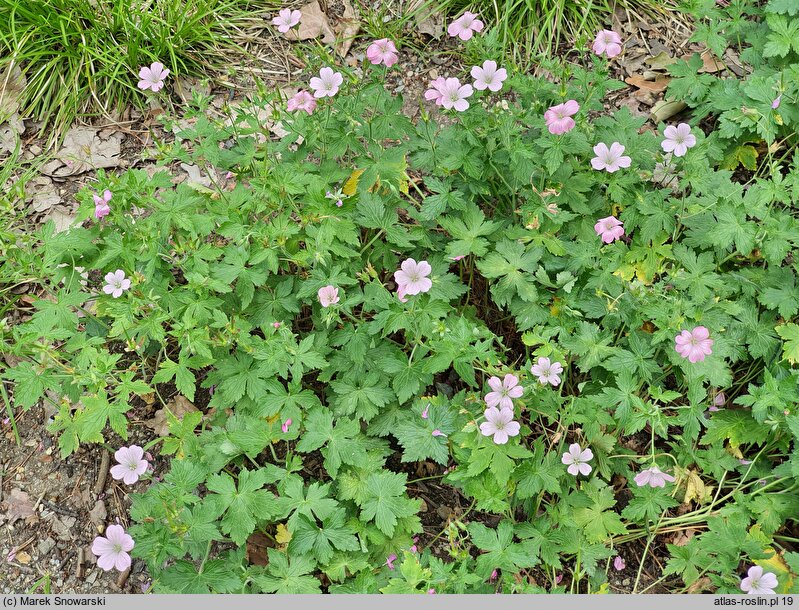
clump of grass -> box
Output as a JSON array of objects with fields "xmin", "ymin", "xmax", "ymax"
[
  {"xmin": 0, "ymin": 0, "xmax": 276, "ymax": 144},
  {"xmin": 415, "ymin": 0, "xmax": 684, "ymax": 68}
]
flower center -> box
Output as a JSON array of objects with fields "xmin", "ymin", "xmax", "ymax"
[
  {"xmin": 408, "ymin": 272, "xmax": 419, "ymax": 283},
  {"xmin": 128, "ymin": 463, "xmax": 137, "ymax": 471},
  {"xmin": 113, "ymin": 543, "xmax": 122, "ymax": 554}
]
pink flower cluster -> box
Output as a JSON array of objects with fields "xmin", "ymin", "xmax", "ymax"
[{"xmin": 479, "ymin": 374, "xmax": 523, "ymax": 444}]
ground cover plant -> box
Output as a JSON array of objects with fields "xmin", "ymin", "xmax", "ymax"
[{"xmin": 2, "ymin": 0, "xmax": 799, "ymax": 596}]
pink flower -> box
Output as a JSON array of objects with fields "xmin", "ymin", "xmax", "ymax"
[
  {"xmin": 394, "ymin": 258, "xmax": 432, "ymax": 295},
  {"xmin": 421, "ymin": 404, "xmax": 430, "ymax": 419},
  {"xmin": 438, "ymin": 77, "xmax": 473, "ymax": 112},
  {"xmin": 93, "ymin": 190, "xmax": 112, "ymax": 219},
  {"xmin": 281, "ymin": 418, "xmax": 292, "ymax": 433},
  {"xmin": 287, "ymin": 90, "xmax": 317, "ymax": 114},
  {"xmin": 137, "ymin": 62, "xmax": 170, "ymax": 92},
  {"xmin": 448, "ymin": 11, "xmax": 484, "ymax": 41},
  {"xmin": 385, "ymin": 554, "xmax": 397, "ymax": 570},
  {"xmin": 91, "ymin": 525, "xmax": 134, "ymax": 572},
  {"xmin": 714, "ymin": 391, "xmax": 726, "ymax": 407},
  {"xmin": 273, "ymin": 321, "xmax": 282, "ymax": 329},
  {"xmin": 675, "ymin": 326, "xmax": 714, "ymax": 363},
  {"xmin": 427, "ymin": 589, "xmax": 436, "ymax": 594},
  {"xmin": 424, "ymin": 77, "xmax": 447, "ymax": 106},
  {"xmin": 309, "ymin": 67, "xmax": 343, "ymax": 98},
  {"xmin": 397, "ymin": 283, "xmax": 409, "ymax": 303},
  {"xmin": 614, "ymin": 556, "xmax": 625, "ymax": 571},
  {"xmin": 366, "ymin": 38, "xmax": 399, "ymax": 67},
  {"xmin": 484, "ymin": 374, "xmax": 523, "ymax": 410},
  {"xmin": 740, "ymin": 566, "xmax": 778, "ymax": 595},
  {"xmin": 479, "ymin": 406, "xmax": 520, "ymax": 445},
  {"xmin": 470, "ymin": 60, "xmax": 507, "ymax": 92},
  {"xmin": 431, "ymin": 429, "xmax": 446, "ymax": 437},
  {"xmin": 544, "ymin": 100, "xmax": 579, "ymax": 135},
  {"xmin": 591, "ymin": 142, "xmax": 631, "ymax": 173},
  {"xmin": 102, "ymin": 270, "xmax": 131, "ymax": 298},
  {"xmin": 317, "ymin": 285, "xmax": 340, "ymax": 307},
  {"xmin": 109, "ymin": 446, "xmax": 148, "ymax": 485},
  {"xmin": 592, "ymin": 30, "xmax": 623, "ymax": 58},
  {"xmin": 772, "ymin": 95, "xmax": 782, "ymax": 109},
  {"xmin": 661, "ymin": 123, "xmax": 696, "ymax": 157},
  {"xmin": 561, "ymin": 443, "xmax": 593, "ymax": 476},
  {"xmin": 594, "ymin": 216, "xmax": 624, "ymax": 244},
  {"xmin": 490, "ymin": 569, "xmax": 498, "ymax": 582},
  {"xmin": 633, "ymin": 465, "xmax": 676, "ymax": 488},
  {"xmin": 555, "ymin": 574, "xmax": 563, "ymax": 585},
  {"xmin": 450, "ymin": 255, "xmax": 466, "ymax": 261},
  {"xmin": 272, "ymin": 8, "xmax": 301, "ymax": 33},
  {"xmin": 530, "ymin": 357, "xmax": 563, "ymax": 386}
]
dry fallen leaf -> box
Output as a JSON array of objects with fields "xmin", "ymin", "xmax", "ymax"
[
  {"xmin": 3, "ymin": 489, "xmax": 35, "ymax": 524},
  {"xmin": 0, "ymin": 64, "xmax": 25, "ymax": 120},
  {"xmin": 408, "ymin": 0, "xmax": 444, "ymax": 38},
  {"xmin": 651, "ymin": 99, "xmax": 687, "ymax": 123},
  {"xmin": 625, "ymin": 75, "xmax": 671, "ymax": 93},
  {"xmin": 646, "ymin": 51, "xmax": 676, "ymax": 71},
  {"xmin": 41, "ymin": 127, "xmax": 122, "ymax": 177},
  {"xmin": 697, "ymin": 48, "xmax": 725, "ymax": 74},
  {"xmin": 287, "ymin": 0, "xmax": 335, "ymax": 44},
  {"xmin": 88, "ymin": 500, "xmax": 107, "ymax": 530},
  {"xmin": 275, "ymin": 523, "xmax": 292, "ymax": 546},
  {"xmin": 334, "ymin": 0, "xmax": 360, "ymax": 57},
  {"xmin": 16, "ymin": 551, "xmax": 32, "ymax": 565},
  {"xmin": 28, "ymin": 176, "xmax": 61, "ymax": 213},
  {"xmin": 246, "ymin": 531, "xmax": 273, "ymax": 566},
  {"xmin": 144, "ymin": 394, "xmax": 199, "ymax": 437},
  {"xmin": 44, "ymin": 209, "xmax": 78, "ymax": 234}
]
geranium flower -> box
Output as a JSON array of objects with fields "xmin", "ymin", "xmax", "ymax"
[
  {"xmin": 561, "ymin": 443, "xmax": 593, "ymax": 476},
  {"xmin": 287, "ymin": 90, "xmax": 317, "ymax": 114},
  {"xmin": 394, "ymin": 258, "xmax": 432, "ymax": 295},
  {"xmin": 309, "ymin": 67, "xmax": 343, "ymax": 98},
  {"xmin": 385, "ymin": 554, "xmax": 397, "ymax": 570},
  {"xmin": 479, "ymin": 406, "xmax": 520, "ymax": 445},
  {"xmin": 592, "ymin": 30, "xmax": 623, "ymax": 58},
  {"xmin": 740, "ymin": 566, "xmax": 778, "ymax": 595},
  {"xmin": 397, "ymin": 283, "xmax": 409, "ymax": 303},
  {"xmin": 634, "ymin": 465, "xmax": 676, "ymax": 488},
  {"xmin": 93, "ymin": 189, "xmax": 112, "ymax": 219},
  {"xmin": 591, "ymin": 142, "xmax": 631, "ymax": 172},
  {"xmin": 438, "ymin": 77, "xmax": 473, "ymax": 112},
  {"xmin": 484, "ymin": 374, "xmax": 523, "ymax": 410},
  {"xmin": 109, "ymin": 446, "xmax": 148, "ymax": 485},
  {"xmin": 614, "ymin": 556, "xmax": 625, "ymax": 571},
  {"xmin": 530, "ymin": 357, "xmax": 563, "ymax": 386},
  {"xmin": 448, "ymin": 11, "xmax": 484, "ymax": 41},
  {"xmin": 544, "ymin": 100, "xmax": 579, "ymax": 135},
  {"xmin": 103, "ymin": 270, "xmax": 131, "ymax": 298},
  {"xmin": 421, "ymin": 404, "xmax": 430, "ymax": 419},
  {"xmin": 91, "ymin": 525, "xmax": 134, "ymax": 572},
  {"xmin": 594, "ymin": 216, "xmax": 624, "ymax": 244},
  {"xmin": 675, "ymin": 326, "xmax": 713, "ymax": 363},
  {"xmin": 661, "ymin": 123, "xmax": 697, "ymax": 157},
  {"xmin": 317, "ymin": 285, "xmax": 340, "ymax": 307},
  {"xmin": 470, "ymin": 60, "xmax": 507, "ymax": 92},
  {"xmin": 366, "ymin": 38, "xmax": 399, "ymax": 67},
  {"xmin": 272, "ymin": 8, "xmax": 301, "ymax": 33},
  {"xmin": 424, "ymin": 77, "xmax": 447, "ymax": 106},
  {"xmin": 137, "ymin": 62, "xmax": 170, "ymax": 92},
  {"xmin": 772, "ymin": 95, "xmax": 782, "ymax": 110},
  {"xmin": 281, "ymin": 418, "xmax": 292, "ymax": 433}
]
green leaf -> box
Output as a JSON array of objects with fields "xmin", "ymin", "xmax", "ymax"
[
  {"xmin": 358, "ymin": 471, "xmax": 421, "ymax": 537},
  {"xmin": 252, "ymin": 550, "xmax": 321, "ymax": 594},
  {"xmin": 206, "ymin": 468, "xmax": 279, "ymax": 545},
  {"xmin": 467, "ymin": 520, "xmax": 538, "ymax": 578},
  {"xmin": 776, "ymin": 323, "xmax": 799, "ymax": 364},
  {"xmin": 289, "ymin": 510, "xmax": 360, "ymax": 564}
]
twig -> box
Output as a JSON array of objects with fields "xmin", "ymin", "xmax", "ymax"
[
  {"xmin": 94, "ymin": 451, "xmax": 109, "ymax": 497},
  {"xmin": 75, "ymin": 547, "xmax": 85, "ymax": 579},
  {"xmin": 113, "ymin": 568, "xmax": 131, "ymax": 591}
]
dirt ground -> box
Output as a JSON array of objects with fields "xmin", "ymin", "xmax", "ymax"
[{"xmin": 0, "ymin": 1, "xmax": 706, "ymax": 594}]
